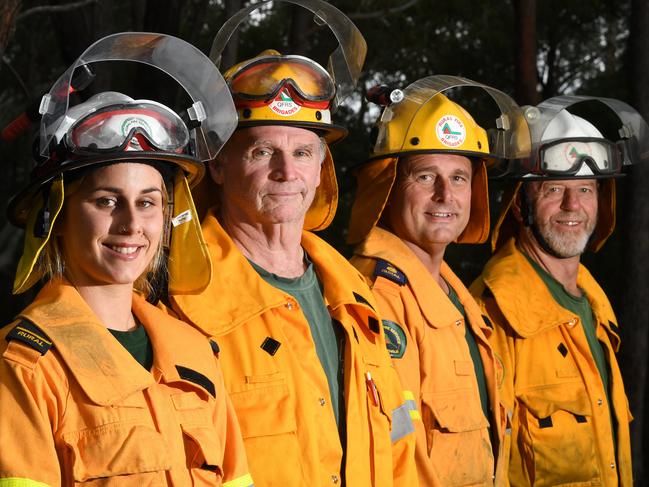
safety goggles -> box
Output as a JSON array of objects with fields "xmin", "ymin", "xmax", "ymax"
[
  {"xmin": 535, "ymin": 137, "xmax": 623, "ymax": 176},
  {"xmin": 228, "ymin": 55, "xmax": 335, "ymax": 106},
  {"xmin": 65, "ymin": 101, "xmax": 190, "ymax": 154}
]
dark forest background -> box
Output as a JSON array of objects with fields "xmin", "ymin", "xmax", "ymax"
[{"xmin": 1, "ymin": 0, "xmax": 648, "ymax": 482}]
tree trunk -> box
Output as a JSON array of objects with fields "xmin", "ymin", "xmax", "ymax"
[
  {"xmin": 0, "ymin": 0, "xmax": 22, "ymax": 60},
  {"xmin": 512, "ymin": 0, "xmax": 540, "ymax": 105},
  {"xmin": 621, "ymin": 0, "xmax": 649, "ymax": 483},
  {"xmin": 288, "ymin": 4, "xmax": 312, "ymax": 56}
]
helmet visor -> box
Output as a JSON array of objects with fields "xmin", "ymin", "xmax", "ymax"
[
  {"xmin": 67, "ymin": 101, "xmax": 190, "ymax": 153},
  {"xmin": 538, "ymin": 137, "xmax": 622, "ymax": 176},
  {"xmin": 229, "ymin": 55, "xmax": 335, "ymax": 103}
]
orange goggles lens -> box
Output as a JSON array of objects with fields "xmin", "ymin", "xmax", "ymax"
[{"xmin": 229, "ymin": 56, "xmax": 335, "ymax": 102}]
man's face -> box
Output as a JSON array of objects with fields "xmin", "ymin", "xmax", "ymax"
[
  {"xmin": 524, "ymin": 179, "xmax": 599, "ymax": 258},
  {"xmin": 210, "ymin": 125, "xmax": 323, "ymax": 226},
  {"xmin": 385, "ymin": 153, "xmax": 473, "ymax": 252}
]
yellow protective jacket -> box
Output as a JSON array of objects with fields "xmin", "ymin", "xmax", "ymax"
[
  {"xmin": 470, "ymin": 238, "xmax": 632, "ymax": 487},
  {"xmin": 351, "ymin": 227, "xmax": 507, "ymax": 487},
  {"xmin": 0, "ymin": 279, "xmax": 252, "ymax": 487},
  {"xmin": 171, "ymin": 209, "xmax": 418, "ymax": 487}
]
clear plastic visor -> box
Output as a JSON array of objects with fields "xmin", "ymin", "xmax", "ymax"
[
  {"xmin": 209, "ymin": 0, "xmax": 366, "ymax": 108},
  {"xmin": 67, "ymin": 101, "xmax": 190, "ymax": 153},
  {"xmin": 538, "ymin": 137, "xmax": 622, "ymax": 175},
  {"xmin": 374, "ymin": 75, "xmax": 532, "ymax": 159},
  {"xmin": 229, "ymin": 55, "xmax": 335, "ymax": 102},
  {"xmin": 39, "ymin": 32, "xmax": 237, "ymax": 161}
]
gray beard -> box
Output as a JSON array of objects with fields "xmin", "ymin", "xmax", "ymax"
[{"xmin": 532, "ymin": 212, "xmax": 597, "ymax": 258}]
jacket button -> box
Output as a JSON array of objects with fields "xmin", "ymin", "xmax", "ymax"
[
  {"xmin": 597, "ymin": 398, "xmax": 603, "ymax": 406},
  {"xmin": 455, "ymin": 320, "xmax": 462, "ymax": 327},
  {"xmin": 610, "ymin": 462, "xmax": 616, "ymax": 469},
  {"xmin": 567, "ymin": 318, "xmax": 577, "ymax": 327},
  {"xmin": 319, "ymin": 397, "xmax": 326, "ymax": 406},
  {"xmin": 286, "ymin": 302, "xmax": 294, "ymax": 310},
  {"xmin": 331, "ymin": 474, "xmax": 340, "ymax": 483}
]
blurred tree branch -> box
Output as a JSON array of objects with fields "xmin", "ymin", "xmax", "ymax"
[
  {"xmin": 16, "ymin": 0, "xmax": 98, "ymax": 22},
  {"xmin": 348, "ymin": 0, "xmax": 418, "ymax": 20}
]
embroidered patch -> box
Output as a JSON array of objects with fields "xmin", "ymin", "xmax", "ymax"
[
  {"xmin": 382, "ymin": 320, "xmax": 407, "ymax": 359},
  {"xmin": 373, "ymin": 259, "xmax": 407, "ymax": 286},
  {"xmin": 176, "ymin": 365, "xmax": 215, "ymax": 397},
  {"xmin": 6, "ymin": 320, "xmax": 52, "ymax": 355}
]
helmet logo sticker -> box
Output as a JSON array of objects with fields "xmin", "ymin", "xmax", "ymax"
[
  {"xmin": 269, "ymin": 89, "xmax": 301, "ymax": 117},
  {"xmin": 436, "ymin": 115, "xmax": 466, "ymax": 147},
  {"xmin": 122, "ymin": 117, "xmax": 152, "ymax": 136}
]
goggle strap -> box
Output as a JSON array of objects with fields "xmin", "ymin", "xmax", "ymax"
[{"xmin": 34, "ymin": 185, "xmax": 52, "ymax": 238}]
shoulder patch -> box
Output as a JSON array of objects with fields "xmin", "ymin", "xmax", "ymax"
[
  {"xmin": 373, "ymin": 259, "xmax": 407, "ymax": 286},
  {"xmin": 382, "ymin": 319, "xmax": 407, "ymax": 359},
  {"xmin": 176, "ymin": 365, "xmax": 216, "ymax": 397},
  {"xmin": 5, "ymin": 320, "xmax": 52, "ymax": 355}
]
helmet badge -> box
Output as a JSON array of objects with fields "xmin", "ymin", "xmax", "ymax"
[
  {"xmin": 269, "ymin": 89, "xmax": 302, "ymax": 116},
  {"xmin": 435, "ymin": 114, "xmax": 466, "ymax": 147}
]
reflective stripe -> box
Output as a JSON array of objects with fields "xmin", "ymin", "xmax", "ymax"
[
  {"xmin": 409, "ymin": 408, "xmax": 421, "ymax": 421},
  {"xmin": 403, "ymin": 390, "xmax": 421, "ymax": 421},
  {"xmin": 0, "ymin": 479, "xmax": 50, "ymax": 487},
  {"xmin": 223, "ymin": 473, "xmax": 254, "ymax": 487},
  {"xmin": 390, "ymin": 403, "xmax": 415, "ymax": 443}
]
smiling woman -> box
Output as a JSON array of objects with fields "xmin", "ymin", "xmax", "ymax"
[{"xmin": 0, "ymin": 33, "xmax": 253, "ymax": 487}]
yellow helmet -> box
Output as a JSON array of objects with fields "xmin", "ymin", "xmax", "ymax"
[
  {"xmin": 204, "ymin": 0, "xmax": 368, "ymax": 231},
  {"xmin": 348, "ymin": 75, "xmax": 530, "ymax": 245},
  {"xmin": 491, "ymin": 95, "xmax": 649, "ymax": 252},
  {"xmin": 223, "ymin": 50, "xmax": 347, "ymax": 144}
]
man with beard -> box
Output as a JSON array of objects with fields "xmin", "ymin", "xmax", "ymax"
[{"xmin": 471, "ymin": 96, "xmax": 649, "ymax": 486}]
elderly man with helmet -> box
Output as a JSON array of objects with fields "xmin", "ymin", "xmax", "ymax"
[
  {"xmin": 0, "ymin": 33, "xmax": 252, "ymax": 486},
  {"xmin": 170, "ymin": 1, "xmax": 417, "ymax": 486},
  {"xmin": 348, "ymin": 76, "xmax": 530, "ymax": 486},
  {"xmin": 470, "ymin": 96, "xmax": 649, "ymax": 486}
]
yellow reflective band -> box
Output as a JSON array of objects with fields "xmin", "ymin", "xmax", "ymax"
[
  {"xmin": 223, "ymin": 473, "xmax": 254, "ymax": 487},
  {"xmin": 403, "ymin": 390, "xmax": 415, "ymax": 401},
  {"xmin": 0, "ymin": 478, "xmax": 50, "ymax": 487},
  {"xmin": 409, "ymin": 409, "xmax": 422, "ymax": 421}
]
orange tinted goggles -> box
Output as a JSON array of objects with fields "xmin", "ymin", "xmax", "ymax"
[{"xmin": 229, "ymin": 55, "xmax": 335, "ymax": 103}]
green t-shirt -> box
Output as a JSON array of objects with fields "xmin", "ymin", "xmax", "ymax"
[
  {"xmin": 109, "ymin": 324, "xmax": 154, "ymax": 370},
  {"xmin": 446, "ymin": 283, "xmax": 491, "ymax": 423},
  {"xmin": 523, "ymin": 252, "xmax": 615, "ymax": 444},
  {"xmin": 250, "ymin": 259, "xmax": 346, "ymax": 439}
]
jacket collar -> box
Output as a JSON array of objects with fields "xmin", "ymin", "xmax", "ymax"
[
  {"xmin": 355, "ymin": 227, "xmax": 468, "ymax": 329},
  {"xmin": 481, "ymin": 238, "xmax": 618, "ymax": 339},
  {"xmin": 21, "ymin": 280, "xmax": 215, "ymax": 405},
  {"xmin": 172, "ymin": 209, "xmax": 378, "ymax": 335},
  {"xmin": 21, "ymin": 280, "xmax": 154, "ymax": 406}
]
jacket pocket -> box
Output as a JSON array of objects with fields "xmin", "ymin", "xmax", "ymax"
[
  {"xmin": 63, "ymin": 423, "xmax": 169, "ymax": 485},
  {"xmin": 421, "ymin": 389, "xmax": 493, "ymax": 486},
  {"xmin": 181, "ymin": 424, "xmax": 224, "ymax": 486},
  {"xmin": 517, "ymin": 382, "xmax": 600, "ymax": 486},
  {"xmin": 229, "ymin": 377, "xmax": 304, "ymax": 482}
]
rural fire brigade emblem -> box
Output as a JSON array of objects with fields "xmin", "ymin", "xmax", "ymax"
[
  {"xmin": 269, "ymin": 89, "xmax": 302, "ymax": 116},
  {"xmin": 436, "ymin": 114, "xmax": 466, "ymax": 147}
]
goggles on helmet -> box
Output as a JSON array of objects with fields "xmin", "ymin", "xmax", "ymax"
[
  {"xmin": 64, "ymin": 101, "xmax": 190, "ymax": 155},
  {"xmin": 228, "ymin": 55, "xmax": 335, "ymax": 108},
  {"xmin": 535, "ymin": 137, "xmax": 623, "ymax": 176}
]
